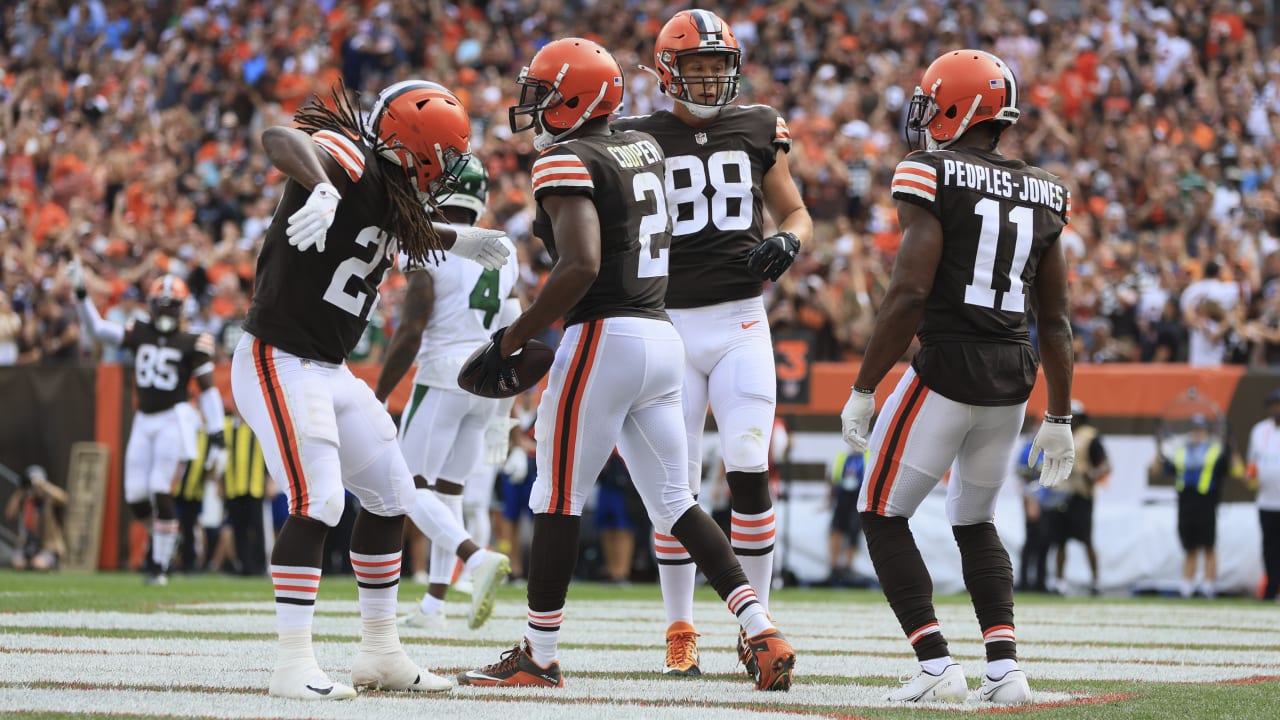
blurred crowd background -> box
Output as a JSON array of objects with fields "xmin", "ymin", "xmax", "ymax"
[{"xmin": 3, "ymin": 0, "xmax": 1280, "ymax": 369}]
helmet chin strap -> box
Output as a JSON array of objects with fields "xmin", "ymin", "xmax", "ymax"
[
  {"xmin": 533, "ymin": 81, "xmax": 609, "ymax": 152},
  {"xmin": 932, "ymin": 94, "xmax": 984, "ymax": 150}
]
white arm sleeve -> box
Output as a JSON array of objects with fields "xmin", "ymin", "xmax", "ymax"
[
  {"xmin": 198, "ymin": 386, "xmax": 225, "ymax": 433},
  {"xmin": 498, "ymin": 295, "xmax": 522, "ymax": 328},
  {"xmin": 76, "ymin": 297, "xmax": 125, "ymax": 346}
]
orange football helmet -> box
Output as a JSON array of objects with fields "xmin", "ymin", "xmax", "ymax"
[
  {"xmin": 147, "ymin": 275, "xmax": 189, "ymax": 334},
  {"xmin": 906, "ymin": 50, "xmax": 1020, "ymax": 151},
  {"xmin": 367, "ymin": 80, "xmax": 472, "ymax": 198},
  {"xmin": 648, "ymin": 9, "xmax": 741, "ymax": 119},
  {"xmin": 509, "ymin": 38, "xmax": 624, "ymax": 151}
]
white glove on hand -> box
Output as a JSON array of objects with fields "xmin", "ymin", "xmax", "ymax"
[
  {"xmin": 450, "ymin": 226, "xmax": 511, "ymax": 270},
  {"xmin": 484, "ymin": 417, "xmax": 519, "ymax": 465},
  {"xmin": 1029, "ymin": 421, "xmax": 1075, "ymax": 488},
  {"xmin": 66, "ymin": 256, "xmax": 87, "ymax": 299},
  {"xmin": 840, "ymin": 387, "xmax": 876, "ymax": 452},
  {"xmin": 287, "ymin": 182, "xmax": 341, "ymax": 253},
  {"xmin": 503, "ymin": 446, "xmax": 529, "ymax": 483}
]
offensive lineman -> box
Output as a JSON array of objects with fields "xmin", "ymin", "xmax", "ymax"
[
  {"xmin": 613, "ymin": 8, "xmax": 813, "ymax": 676},
  {"xmin": 456, "ymin": 37, "xmax": 795, "ymax": 692},
  {"xmin": 374, "ymin": 155, "xmax": 517, "ymax": 630},
  {"xmin": 229, "ymin": 80, "xmax": 509, "ymax": 700},
  {"xmin": 840, "ymin": 50, "xmax": 1075, "ymax": 705},
  {"xmin": 74, "ymin": 271, "xmax": 225, "ymax": 586}
]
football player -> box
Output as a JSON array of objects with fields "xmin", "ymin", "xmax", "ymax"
[
  {"xmin": 73, "ymin": 272, "xmax": 225, "ymax": 587},
  {"xmin": 456, "ymin": 38, "xmax": 795, "ymax": 692},
  {"xmin": 613, "ymin": 8, "xmax": 813, "ymax": 676},
  {"xmin": 228, "ymin": 80, "xmax": 511, "ymax": 700},
  {"xmin": 373, "ymin": 155, "xmax": 516, "ymax": 631},
  {"xmin": 840, "ymin": 50, "xmax": 1075, "ymax": 705}
]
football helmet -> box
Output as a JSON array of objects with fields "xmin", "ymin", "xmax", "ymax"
[
  {"xmin": 147, "ymin": 275, "xmax": 189, "ymax": 334},
  {"xmin": 646, "ymin": 9, "xmax": 741, "ymax": 119},
  {"xmin": 438, "ymin": 154, "xmax": 489, "ymax": 223},
  {"xmin": 509, "ymin": 38, "xmax": 624, "ymax": 152},
  {"xmin": 367, "ymin": 80, "xmax": 472, "ymax": 199},
  {"xmin": 905, "ymin": 50, "xmax": 1020, "ymax": 151}
]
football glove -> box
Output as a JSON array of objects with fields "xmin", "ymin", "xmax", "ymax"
[
  {"xmin": 66, "ymin": 257, "xmax": 87, "ymax": 300},
  {"xmin": 1029, "ymin": 420, "xmax": 1075, "ymax": 488},
  {"xmin": 204, "ymin": 430, "xmax": 228, "ymax": 476},
  {"xmin": 840, "ymin": 386, "xmax": 876, "ymax": 452},
  {"xmin": 746, "ymin": 231, "xmax": 800, "ymax": 281},
  {"xmin": 286, "ymin": 182, "xmax": 341, "ymax": 253},
  {"xmin": 503, "ymin": 446, "xmax": 529, "ymax": 483},
  {"xmin": 450, "ymin": 225, "xmax": 511, "ymax": 270},
  {"xmin": 484, "ymin": 416, "xmax": 519, "ymax": 466}
]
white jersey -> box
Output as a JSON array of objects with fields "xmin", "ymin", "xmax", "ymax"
[{"xmin": 409, "ymin": 239, "xmax": 518, "ymax": 388}]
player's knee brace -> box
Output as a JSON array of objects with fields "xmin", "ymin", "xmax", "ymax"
[
  {"xmin": 722, "ymin": 428, "xmax": 769, "ymax": 474},
  {"xmin": 128, "ymin": 501, "xmax": 153, "ymax": 521},
  {"xmin": 725, "ymin": 470, "xmax": 771, "ymax": 514}
]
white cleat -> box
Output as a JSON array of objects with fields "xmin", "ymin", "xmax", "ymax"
[
  {"xmin": 269, "ymin": 661, "xmax": 357, "ymax": 700},
  {"xmin": 885, "ymin": 663, "xmax": 968, "ymax": 703},
  {"xmin": 467, "ymin": 551, "xmax": 510, "ymax": 630},
  {"xmin": 977, "ymin": 669, "xmax": 1033, "ymax": 705},
  {"xmin": 352, "ymin": 647, "xmax": 452, "ymax": 693},
  {"xmin": 399, "ymin": 608, "xmax": 447, "ymax": 630},
  {"xmin": 452, "ymin": 579, "xmax": 474, "ymax": 596}
]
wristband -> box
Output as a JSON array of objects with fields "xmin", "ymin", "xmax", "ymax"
[
  {"xmin": 853, "ymin": 385, "xmax": 876, "ymax": 395},
  {"xmin": 1044, "ymin": 413, "xmax": 1073, "ymax": 425}
]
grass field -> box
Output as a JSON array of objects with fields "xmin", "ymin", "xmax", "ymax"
[{"xmin": 1, "ymin": 571, "xmax": 1277, "ymax": 719}]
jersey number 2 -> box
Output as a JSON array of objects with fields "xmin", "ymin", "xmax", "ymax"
[
  {"xmin": 324, "ymin": 227, "xmax": 388, "ymax": 319},
  {"xmin": 965, "ymin": 198, "xmax": 1034, "ymax": 313},
  {"xmin": 633, "ymin": 171, "xmax": 671, "ymax": 278}
]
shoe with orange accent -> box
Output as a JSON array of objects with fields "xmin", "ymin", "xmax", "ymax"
[
  {"xmin": 662, "ymin": 621, "xmax": 701, "ymax": 676},
  {"xmin": 736, "ymin": 627, "xmax": 757, "ymax": 678},
  {"xmin": 457, "ymin": 641, "xmax": 564, "ymax": 687},
  {"xmin": 741, "ymin": 629, "xmax": 796, "ymax": 691}
]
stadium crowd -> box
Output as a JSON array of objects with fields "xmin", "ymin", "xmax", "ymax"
[{"xmin": 2, "ymin": 0, "xmax": 1280, "ymax": 369}]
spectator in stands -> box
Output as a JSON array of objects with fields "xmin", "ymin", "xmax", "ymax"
[
  {"xmin": 826, "ymin": 445, "xmax": 866, "ymax": 588},
  {"xmin": 0, "ymin": 290, "xmax": 21, "ymax": 366},
  {"xmin": 5, "ymin": 465, "xmax": 67, "ymax": 571},
  {"xmin": 1247, "ymin": 389, "xmax": 1280, "ymax": 601},
  {"xmin": 1149, "ymin": 414, "xmax": 1244, "ymax": 598}
]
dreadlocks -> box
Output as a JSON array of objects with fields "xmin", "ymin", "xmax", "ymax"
[{"xmin": 293, "ymin": 81, "xmax": 447, "ymax": 267}]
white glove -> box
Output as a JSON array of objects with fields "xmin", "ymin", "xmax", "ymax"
[
  {"xmin": 1029, "ymin": 420, "xmax": 1075, "ymax": 488},
  {"xmin": 484, "ymin": 417, "xmax": 519, "ymax": 465},
  {"xmin": 840, "ymin": 387, "xmax": 876, "ymax": 452},
  {"xmin": 66, "ymin": 256, "xmax": 86, "ymax": 291},
  {"xmin": 287, "ymin": 182, "xmax": 341, "ymax": 253},
  {"xmin": 503, "ymin": 446, "xmax": 529, "ymax": 483},
  {"xmin": 450, "ymin": 226, "xmax": 511, "ymax": 270}
]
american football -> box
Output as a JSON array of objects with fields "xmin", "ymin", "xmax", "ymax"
[{"xmin": 457, "ymin": 330, "xmax": 554, "ymax": 398}]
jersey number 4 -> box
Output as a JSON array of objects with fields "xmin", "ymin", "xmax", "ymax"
[
  {"xmin": 965, "ymin": 198, "xmax": 1034, "ymax": 313},
  {"xmin": 469, "ymin": 269, "xmax": 501, "ymax": 328}
]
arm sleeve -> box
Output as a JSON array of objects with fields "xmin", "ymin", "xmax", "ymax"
[
  {"xmin": 498, "ymin": 295, "xmax": 523, "ymax": 328},
  {"xmin": 76, "ymin": 297, "xmax": 126, "ymax": 346},
  {"xmin": 198, "ymin": 386, "xmax": 225, "ymax": 433}
]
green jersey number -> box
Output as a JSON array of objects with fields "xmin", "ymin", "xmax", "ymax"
[{"xmin": 468, "ymin": 269, "xmax": 502, "ymax": 328}]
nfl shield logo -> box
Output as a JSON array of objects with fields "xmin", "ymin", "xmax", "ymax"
[{"xmin": 694, "ymin": 132, "xmax": 708, "ymax": 145}]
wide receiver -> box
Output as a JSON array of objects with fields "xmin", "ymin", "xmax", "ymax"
[
  {"xmin": 74, "ymin": 272, "xmax": 225, "ymax": 586},
  {"xmin": 840, "ymin": 50, "xmax": 1075, "ymax": 705},
  {"xmin": 229, "ymin": 80, "xmax": 509, "ymax": 700},
  {"xmin": 374, "ymin": 155, "xmax": 517, "ymax": 631},
  {"xmin": 613, "ymin": 8, "xmax": 813, "ymax": 676}
]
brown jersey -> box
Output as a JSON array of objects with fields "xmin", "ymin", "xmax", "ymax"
[
  {"xmin": 612, "ymin": 105, "xmax": 791, "ymax": 309},
  {"xmin": 242, "ymin": 130, "xmax": 397, "ymax": 363},
  {"xmin": 123, "ymin": 321, "xmax": 214, "ymax": 413},
  {"xmin": 530, "ymin": 130, "xmax": 671, "ymax": 327},
  {"xmin": 890, "ymin": 146, "xmax": 1071, "ymax": 405}
]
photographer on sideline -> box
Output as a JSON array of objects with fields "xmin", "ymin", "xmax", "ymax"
[{"xmin": 5, "ymin": 466, "xmax": 68, "ymax": 570}]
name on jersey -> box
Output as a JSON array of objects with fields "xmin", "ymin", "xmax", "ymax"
[
  {"xmin": 606, "ymin": 140, "xmax": 663, "ymax": 169},
  {"xmin": 941, "ymin": 158, "xmax": 1066, "ymax": 212}
]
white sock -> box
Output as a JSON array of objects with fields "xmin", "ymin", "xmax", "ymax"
[
  {"xmin": 986, "ymin": 658, "xmax": 1018, "ymax": 679},
  {"xmin": 726, "ymin": 584, "xmax": 774, "ymax": 637},
  {"xmin": 656, "ymin": 545, "xmax": 696, "ymax": 627},
  {"xmin": 525, "ymin": 607, "xmax": 563, "ymax": 667},
  {"xmin": 271, "ymin": 564, "xmax": 320, "ymax": 630},
  {"xmin": 350, "ymin": 551, "xmax": 401, "ymax": 620},
  {"xmin": 731, "ymin": 509, "xmax": 775, "ymax": 612},
  {"xmin": 152, "ymin": 519, "xmax": 179, "ymax": 572},
  {"xmin": 430, "ymin": 491, "xmax": 464, "ymax": 584},
  {"xmin": 418, "ymin": 593, "xmax": 445, "ymax": 615},
  {"xmin": 921, "ymin": 656, "xmax": 954, "ymax": 675},
  {"xmin": 358, "ymin": 615, "xmax": 401, "ymax": 655},
  {"xmin": 276, "ymin": 626, "xmax": 318, "ymax": 668}
]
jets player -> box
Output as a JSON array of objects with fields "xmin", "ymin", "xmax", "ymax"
[
  {"xmin": 72, "ymin": 271, "xmax": 226, "ymax": 586},
  {"xmin": 613, "ymin": 8, "xmax": 813, "ymax": 676},
  {"xmin": 374, "ymin": 155, "xmax": 516, "ymax": 630},
  {"xmin": 457, "ymin": 37, "xmax": 795, "ymax": 692},
  {"xmin": 840, "ymin": 50, "xmax": 1074, "ymax": 705},
  {"xmin": 228, "ymin": 80, "xmax": 510, "ymax": 700}
]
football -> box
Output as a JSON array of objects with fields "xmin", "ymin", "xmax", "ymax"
[{"xmin": 457, "ymin": 333, "xmax": 555, "ymax": 398}]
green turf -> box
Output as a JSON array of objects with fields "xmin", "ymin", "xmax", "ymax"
[{"xmin": 3, "ymin": 570, "xmax": 1278, "ymax": 719}]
